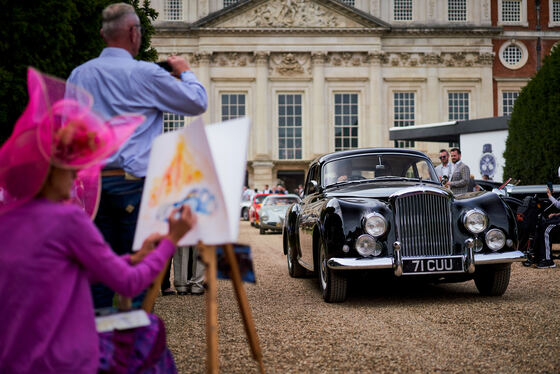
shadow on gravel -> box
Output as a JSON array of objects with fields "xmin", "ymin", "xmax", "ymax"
[{"xmin": 299, "ymin": 271, "xmax": 526, "ymax": 306}]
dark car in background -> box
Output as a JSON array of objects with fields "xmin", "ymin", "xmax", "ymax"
[
  {"xmin": 259, "ymin": 194, "xmax": 301, "ymax": 235},
  {"xmin": 283, "ymin": 148, "xmax": 525, "ymax": 303}
]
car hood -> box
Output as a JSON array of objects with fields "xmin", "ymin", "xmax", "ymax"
[
  {"xmin": 323, "ymin": 180, "xmax": 445, "ymax": 200},
  {"xmin": 260, "ymin": 205, "xmax": 290, "ymax": 215}
]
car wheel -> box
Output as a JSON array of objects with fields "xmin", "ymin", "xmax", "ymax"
[
  {"xmin": 474, "ymin": 263, "xmax": 511, "ymax": 296},
  {"xmin": 242, "ymin": 208, "xmax": 249, "ymax": 221},
  {"xmin": 318, "ymin": 240, "xmax": 347, "ymax": 303},
  {"xmin": 286, "ymin": 232, "xmax": 306, "ymax": 278},
  {"xmin": 259, "ymin": 227, "xmax": 265, "ymax": 235}
]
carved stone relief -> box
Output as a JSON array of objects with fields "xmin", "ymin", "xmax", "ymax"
[
  {"xmin": 210, "ymin": 52, "xmax": 254, "ymax": 67},
  {"xmin": 270, "ymin": 52, "xmax": 310, "ymax": 76},
  {"xmin": 218, "ymin": 0, "xmax": 363, "ymax": 28},
  {"xmin": 187, "ymin": 51, "xmax": 494, "ymax": 69},
  {"xmin": 327, "ymin": 52, "xmax": 366, "ymax": 67}
]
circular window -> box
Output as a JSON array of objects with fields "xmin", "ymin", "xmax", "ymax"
[{"xmin": 499, "ymin": 41, "xmax": 528, "ymax": 70}]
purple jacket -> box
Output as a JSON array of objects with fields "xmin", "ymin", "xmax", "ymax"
[{"xmin": 0, "ymin": 199, "xmax": 175, "ymax": 374}]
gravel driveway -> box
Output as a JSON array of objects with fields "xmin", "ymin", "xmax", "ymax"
[{"xmin": 154, "ymin": 221, "xmax": 560, "ymax": 373}]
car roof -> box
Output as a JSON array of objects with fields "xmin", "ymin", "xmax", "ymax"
[{"xmin": 312, "ymin": 148, "xmax": 431, "ymax": 166}]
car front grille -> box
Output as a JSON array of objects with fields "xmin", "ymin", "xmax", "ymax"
[{"xmin": 394, "ymin": 191, "xmax": 453, "ymax": 257}]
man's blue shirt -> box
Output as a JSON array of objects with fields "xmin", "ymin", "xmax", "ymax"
[{"xmin": 68, "ymin": 47, "xmax": 208, "ymax": 176}]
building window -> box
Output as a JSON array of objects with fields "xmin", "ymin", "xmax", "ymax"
[
  {"xmin": 551, "ymin": 0, "xmax": 560, "ymax": 25},
  {"xmin": 503, "ymin": 44, "xmax": 522, "ymax": 65},
  {"xmin": 499, "ymin": 41, "xmax": 528, "ymax": 70},
  {"xmin": 221, "ymin": 93, "xmax": 246, "ymax": 121},
  {"xmin": 223, "ymin": 0, "xmax": 239, "ymax": 7},
  {"xmin": 163, "ymin": 113, "xmax": 185, "ymax": 133},
  {"xmin": 448, "ymin": 92, "xmax": 469, "ymax": 121},
  {"xmin": 393, "ymin": 92, "xmax": 415, "ymax": 149},
  {"xmin": 448, "ymin": 0, "xmax": 467, "ymax": 21},
  {"xmin": 502, "ymin": 91, "xmax": 519, "ymax": 116},
  {"xmin": 339, "ymin": 0, "xmax": 355, "ymax": 6},
  {"xmin": 278, "ymin": 94, "xmax": 302, "ymax": 160},
  {"xmin": 394, "ymin": 0, "xmax": 413, "ymax": 21},
  {"xmin": 334, "ymin": 93, "xmax": 358, "ymax": 151},
  {"xmin": 501, "ymin": 0, "xmax": 521, "ymax": 22},
  {"xmin": 164, "ymin": 0, "xmax": 182, "ymax": 21}
]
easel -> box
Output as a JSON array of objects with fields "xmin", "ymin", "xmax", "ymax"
[{"xmin": 142, "ymin": 243, "xmax": 265, "ymax": 374}]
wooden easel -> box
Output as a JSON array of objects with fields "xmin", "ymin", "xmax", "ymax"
[{"xmin": 142, "ymin": 243, "xmax": 265, "ymax": 374}]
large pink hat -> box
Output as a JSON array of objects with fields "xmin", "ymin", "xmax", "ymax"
[{"xmin": 0, "ymin": 68, "xmax": 144, "ymax": 217}]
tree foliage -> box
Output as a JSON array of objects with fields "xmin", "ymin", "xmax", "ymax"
[
  {"xmin": 0, "ymin": 0, "xmax": 158, "ymax": 143},
  {"xmin": 503, "ymin": 47, "xmax": 560, "ymax": 185}
]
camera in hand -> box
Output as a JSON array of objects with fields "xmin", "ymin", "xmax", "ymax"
[
  {"xmin": 441, "ymin": 175, "xmax": 449, "ymax": 185},
  {"xmin": 156, "ymin": 61, "xmax": 172, "ymax": 72}
]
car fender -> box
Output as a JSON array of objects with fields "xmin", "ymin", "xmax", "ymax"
[{"xmin": 283, "ymin": 202, "xmax": 302, "ymax": 255}]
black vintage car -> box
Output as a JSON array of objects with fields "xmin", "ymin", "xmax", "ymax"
[{"xmin": 282, "ymin": 148, "xmax": 526, "ymax": 303}]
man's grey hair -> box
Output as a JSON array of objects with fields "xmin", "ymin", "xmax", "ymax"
[{"xmin": 101, "ymin": 3, "xmax": 137, "ymax": 40}]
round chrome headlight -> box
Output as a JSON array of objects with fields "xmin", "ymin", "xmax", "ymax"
[
  {"xmin": 485, "ymin": 229, "xmax": 506, "ymax": 251},
  {"xmin": 463, "ymin": 209, "xmax": 488, "ymax": 234},
  {"xmin": 355, "ymin": 234, "xmax": 382, "ymax": 257},
  {"xmin": 364, "ymin": 212, "xmax": 387, "ymax": 238}
]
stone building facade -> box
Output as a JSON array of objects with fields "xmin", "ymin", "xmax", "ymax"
[{"xmin": 149, "ymin": 0, "xmax": 551, "ymax": 192}]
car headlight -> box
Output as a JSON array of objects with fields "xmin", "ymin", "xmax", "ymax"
[
  {"xmin": 363, "ymin": 212, "xmax": 387, "ymax": 237},
  {"xmin": 485, "ymin": 229, "xmax": 506, "ymax": 251},
  {"xmin": 355, "ymin": 234, "xmax": 382, "ymax": 257},
  {"xmin": 260, "ymin": 214, "xmax": 268, "ymax": 221},
  {"xmin": 463, "ymin": 209, "xmax": 488, "ymax": 234}
]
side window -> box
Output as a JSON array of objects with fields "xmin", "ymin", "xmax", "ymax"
[
  {"xmin": 305, "ymin": 165, "xmax": 318, "ymax": 194},
  {"xmin": 404, "ymin": 161, "xmax": 434, "ymax": 180}
]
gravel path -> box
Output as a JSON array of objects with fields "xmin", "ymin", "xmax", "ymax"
[{"xmin": 154, "ymin": 221, "xmax": 560, "ymax": 373}]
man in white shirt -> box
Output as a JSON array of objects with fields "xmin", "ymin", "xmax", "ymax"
[{"xmin": 434, "ymin": 149, "xmax": 451, "ymax": 183}]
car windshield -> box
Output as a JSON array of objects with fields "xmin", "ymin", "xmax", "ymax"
[
  {"xmin": 263, "ymin": 197, "xmax": 299, "ymax": 206},
  {"xmin": 254, "ymin": 195, "xmax": 267, "ymax": 204},
  {"xmin": 322, "ymin": 153, "xmax": 438, "ymax": 187}
]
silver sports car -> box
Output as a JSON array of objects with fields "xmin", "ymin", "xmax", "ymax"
[{"xmin": 258, "ymin": 194, "xmax": 301, "ymax": 235}]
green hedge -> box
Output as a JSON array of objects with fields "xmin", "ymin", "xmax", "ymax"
[
  {"xmin": 0, "ymin": 0, "xmax": 158, "ymax": 144},
  {"xmin": 503, "ymin": 47, "xmax": 560, "ymax": 185}
]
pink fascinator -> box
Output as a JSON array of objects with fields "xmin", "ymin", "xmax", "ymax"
[{"xmin": 0, "ymin": 68, "xmax": 144, "ymax": 217}]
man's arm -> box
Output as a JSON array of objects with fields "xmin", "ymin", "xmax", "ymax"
[{"xmin": 136, "ymin": 58, "xmax": 208, "ymax": 116}]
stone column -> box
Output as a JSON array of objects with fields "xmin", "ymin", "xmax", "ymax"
[
  {"xmin": 311, "ymin": 51, "xmax": 327, "ymax": 158},
  {"xmin": 195, "ymin": 51, "xmax": 212, "ymax": 124},
  {"xmin": 254, "ymin": 51, "xmax": 270, "ymax": 160},
  {"xmin": 368, "ymin": 51, "xmax": 385, "ymax": 147},
  {"xmin": 251, "ymin": 161, "xmax": 275, "ymax": 191},
  {"xmin": 252, "ymin": 51, "xmax": 273, "ymax": 189},
  {"xmin": 424, "ymin": 53, "xmax": 441, "ymax": 125},
  {"xmin": 479, "ymin": 52, "xmax": 494, "ymax": 117}
]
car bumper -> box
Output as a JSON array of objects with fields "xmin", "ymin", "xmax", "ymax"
[
  {"xmin": 327, "ymin": 250, "xmax": 526, "ymax": 271},
  {"xmin": 261, "ymin": 222, "xmax": 283, "ymax": 231}
]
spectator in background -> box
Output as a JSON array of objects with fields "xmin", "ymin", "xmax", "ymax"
[
  {"xmin": 263, "ymin": 184, "xmax": 272, "ymax": 194},
  {"xmin": 174, "ymin": 246, "xmax": 205, "ymax": 295},
  {"xmin": 532, "ymin": 174, "xmax": 560, "ymax": 269},
  {"xmin": 435, "ymin": 149, "xmax": 451, "ymax": 184},
  {"xmin": 446, "ymin": 148, "xmax": 471, "ymax": 195}
]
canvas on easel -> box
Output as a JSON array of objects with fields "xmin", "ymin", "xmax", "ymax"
[
  {"xmin": 133, "ymin": 117, "xmax": 250, "ymax": 249},
  {"xmin": 133, "ymin": 116, "xmax": 265, "ymax": 373}
]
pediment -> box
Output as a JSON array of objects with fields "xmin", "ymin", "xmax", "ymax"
[{"xmin": 193, "ymin": 0, "xmax": 390, "ymax": 31}]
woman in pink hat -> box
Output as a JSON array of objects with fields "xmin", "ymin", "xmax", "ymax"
[{"xmin": 0, "ymin": 68, "xmax": 194, "ymax": 373}]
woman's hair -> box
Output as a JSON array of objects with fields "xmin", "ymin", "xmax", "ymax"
[{"xmin": 101, "ymin": 3, "xmax": 137, "ymax": 41}]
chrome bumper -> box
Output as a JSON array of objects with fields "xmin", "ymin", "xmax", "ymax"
[
  {"xmin": 474, "ymin": 250, "xmax": 526, "ymax": 264},
  {"xmin": 327, "ymin": 257, "xmax": 393, "ymax": 270},
  {"xmin": 327, "ymin": 250, "xmax": 527, "ymax": 272}
]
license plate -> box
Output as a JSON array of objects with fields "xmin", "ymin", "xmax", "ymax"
[{"xmin": 402, "ymin": 257, "xmax": 464, "ymax": 275}]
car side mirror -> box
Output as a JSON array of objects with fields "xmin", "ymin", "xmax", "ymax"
[{"xmin": 307, "ymin": 180, "xmax": 318, "ymax": 194}]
